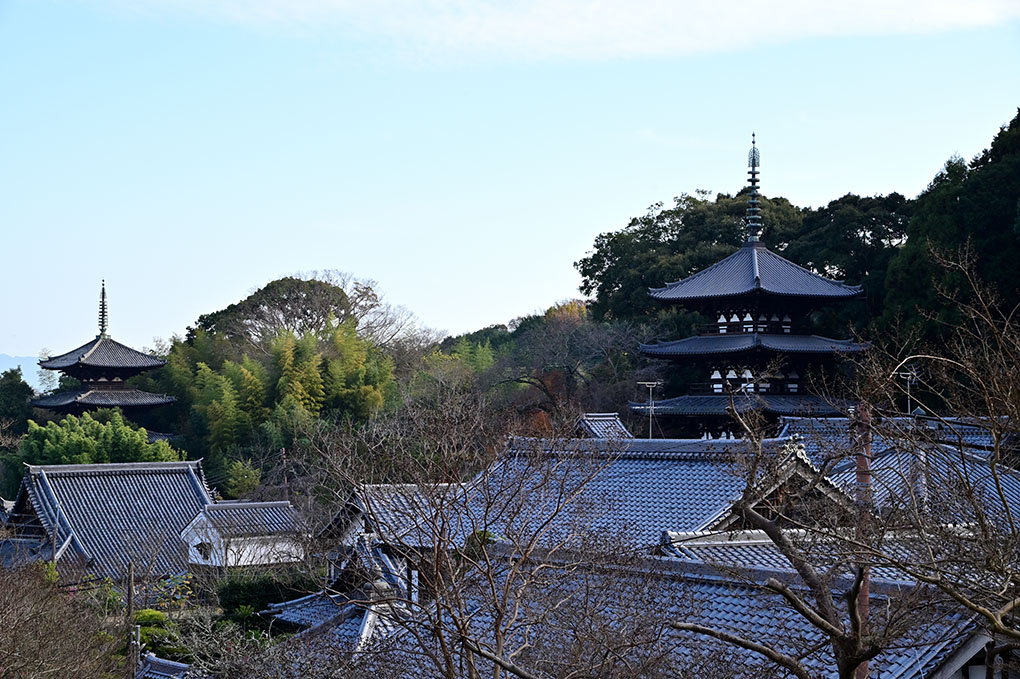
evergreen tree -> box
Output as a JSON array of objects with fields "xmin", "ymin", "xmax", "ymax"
[
  {"xmin": 883, "ymin": 110, "xmax": 1020, "ymax": 338},
  {"xmin": 4, "ymin": 411, "xmax": 181, "ymax": 495},
  {"xmin": 0, "ymin": 368, "xmax": 33, "ymax": 436}
]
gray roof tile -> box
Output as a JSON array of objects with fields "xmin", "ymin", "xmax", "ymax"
[
  {"xmin": 828, "ymin": 445, "xmax": 1020, "ymax": 517},
  {"xmin": 199, "ymin": 501, "xmax": 304, "ymax": 537},
  {"xmin": 266, "ymin": 591, "xmax": 349, "ymax": 628},
  {"xmin": 32, "ymin": 388, "xmax": 175, "ymax": 409},
  {"xmin": 40, "ymin": 336, "xmax": 166, "ymax": 371},
  {"xmin": 631, "ymin": 394, "xmax": 846, "ymax": 417},
  {"xmin": 137, "ymin": 653, "xmax": 190, "ymax": 679},
  {"xmin": 359, "ymin": 437, "xmax": 816, "ymax": 551},
  {"xmin": 663, "ymin": 529, "xmax": 911, "ymax": 582},
  {"xmin": 640, "ymin": 333, "xmax": 868, "ymax": 357},
  {"xmin": 9, "ymin": 461, "xmax": 213, "ymax": 580},
  {"xmin": 485, "ymin": 437, "xmax": 800, "ymax": 547},
  {"xmin": 649, "ymin": 240, "xmax": 862, "ymax": 302},
  {"xmin": 778, "ymin": 415, "xmax": 1014, "ymax": 469},
  {"xmin": 576, "ymin": 412, "xmax": 634, "ymax": 439},
  {"xmin": 289, "ymin": 554, "xmax": 971, "ymax": 679}
]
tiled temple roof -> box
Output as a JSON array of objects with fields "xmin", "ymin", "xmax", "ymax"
[
  {"xmin": 649, "ymin": 240, "xmax": 862, "ymax": 302},
  {"xmin": 39, "ymin": 336, "xmax": 166, "ymax": 371},
  {"xmin": 197, "ymin": 501, "xmax": 304, "ymax": 538},
  {"xmin": 11, "ymin": 461, "xmax": 213, "ymax": 580},
  {"xmin": 482, "ymin": 436, "xmax": 812, "ymax": 548},
  {"xmin": 639, "ymin": 333, "xmax": 868, "ymax": 358},
  {"xmin": 282, "ymin": 553, "xmax": 973, "ymax": 679},
  {"xmin": 828, "ymin": 445, "xmax": 1020, "ymax": 516},
  {"xmin": 354, "ymin": 437, "xmax": 828, "ymax": 551},
  {"xmin": 662, "ymin": 529, "xmax": 911, "ymax": 583},
  {"xmin": 136, "ymin": 653, "xmax": 191, "ymax": 679},
  {"xmin": 356, "ymin": 483, "xmax": 466, "ymax": 546},
  {"xmin": 779, "ymin": 415, "xmax": 1010, "ymax": 460},
  {"xmin": 576, "ymin": 412, "xmax": 634, "ymax": 439},
  {"xmin": 31, "ymin": 388, "xmax": 175, "ymax": 409},
  {"xmin": 630, "ymin": 394, "xmax": 846, "ymax": 417},
  {"xmin": 265, "ymin": 591, "xmax": 350, "ymax": 629}
]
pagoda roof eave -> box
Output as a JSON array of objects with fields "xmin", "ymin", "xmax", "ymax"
[
  {"xmin": 31, "ymin": 389, "xmax": 176, "ymax": 410},
  {"xmin": 39, "ymin": 336, "xmax": 167, "ymax": 371},
  {"xmin": 639, "ymin": 333, "xmax": 870, "ymax": 358},
  {"xmin": 629, "ymin": 394, "xmax": 850, "ymax": 417},
  {"xmin": 647, "ymin": 287, "xmax": 863, "ymax": 303},
  {"xmin": 648, "ymin": 240, "xmax": 862, "ymax": 303}
]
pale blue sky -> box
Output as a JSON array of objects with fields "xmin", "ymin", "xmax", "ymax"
[{"xmin": 2, "ymin": 0, "xmax": 1019, "ymax": 356}]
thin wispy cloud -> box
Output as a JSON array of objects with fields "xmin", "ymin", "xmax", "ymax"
[{"xmin": 108, "ymin": 0, "xmax": 1020, "ymax": 60}]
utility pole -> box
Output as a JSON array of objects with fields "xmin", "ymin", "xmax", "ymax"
[
  {"xmin": 281, "ymin": 447, "xmax": 290, "ymax": 502},
  {"xmin": 892, "ymin": 364, "xmax": 918, "ymax": 414},
  {"xmin": 637, "ymin": 381, "xmax": 662, "ymax": 439}
]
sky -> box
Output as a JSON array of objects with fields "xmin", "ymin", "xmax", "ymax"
[{"xmin": 1, "ymin": 0, "xmax": 1019, "ymax": 357}]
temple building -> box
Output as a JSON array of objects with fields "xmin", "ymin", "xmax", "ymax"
[
  {"xmin": 632, "ymin": 137, "xmax": 868, "ymax": 436},
  {"xmin": 31, "ymin": 282, "xmax": 175, "ymax": 415}
]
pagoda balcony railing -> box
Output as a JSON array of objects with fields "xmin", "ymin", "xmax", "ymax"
[
  {"xmin": 82, "ymin": 380, "xmax": 128, "ymax": 390},
  {"xmin": 687, "ymin": 381, "xmax": 803, "ymax": 396},
  {"xmin": 696, "ymin": 322, "xmax": 794, "ymax": 335}
]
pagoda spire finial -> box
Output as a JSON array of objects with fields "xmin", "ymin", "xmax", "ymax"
[
  {"xmin": 746, "ymin": 132, "xmax": 762, "ymax": 242},
  {"xmin": 98, "ymin": 280, "xmax": 109, "ymax": 339}
]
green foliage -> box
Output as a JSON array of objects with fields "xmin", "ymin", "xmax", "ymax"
[
  {"xmin": 133, "ymin": 608, "xmax": 188, "ymax": 661},
  {"xmin": 140, "ymin": 293, "xmax": 397, "ymax": 489},
  {"xmin": 463, "ymin": 530, "xmax": 495, "ymax": 560},
  {"xmin": 193, "ymin": 276, "xmax": 352, "ymax": 348},
  {"xmin": 233, "ymin": 604, "xmax": 256, "ymax": 622},
  {"xmin": 3, "ymin": 411, "xmax": 183, "ymax": 496},
  {"xmin": 576, "ymin": 190, "xmax": 791, "ymax": 322},
  {"xmin": 223, "ymin": 459, "xmax": 261, "ymax": 499},
  {"xmin": 193, "ymin": 362, "xmax": 249, "ymax": 458},
  {"xmin": 152, "ymin": 572, "xmax": 193, "ymax": 611},
  {"xmin": 272, "ymin": 332, "xmax": 324, "ymax": 415},
  {"xmin": 883, "ymin": 110, "xmax": 1020, "ymax": 338},
  {"xmin": 438, "ymin": 324, "xmax": 513, "ymax": 355},
  {"xmin": 144, "ymin": 303, "xmax": 396, "ymax": 490},
  {"xmin": 574, "ymin": 186, "xmax": 912, "ymax": 342},
  {"xmin": 0, "ymin": 368, "xmax": 33, "ymax": 436},
  {"xmin": 133, "ymin": 608, "xmax": 168, "ymax": 627},
  {"xmin": 192, "ymin": 275, "xmax": 352, "ymax": 340},
  {"xmin": 450, "ymin": 338, "xmax": 496, "ymax": 373},
  {"xmin": 86, "ymin": 577, "xmax": 123, "ymax": 616},
  {"xmin": 782, "ymin": 192, "xmax": 912, "ymax": 333},
  {"xmin": 217, "ymin": 572, "xmax": 316, "ymax": 629},
  {"xmin": 42, "ymin": 561, "xmax": 59, "ymax": 585}
]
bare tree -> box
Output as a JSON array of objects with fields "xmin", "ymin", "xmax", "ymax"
[
  {"xmin": 296, "ymin": 270, "xmax": 432, "ymax": 348},
  {"xmin": 225, "ymin": 377, "xmax": 713, "ymax": 679},
  {"xmin": 833, "ymin": 245, "xmax": 1020, "ymax": 646},
  {"xmin": 666, "ymin": 245, "xmax": 1020, "ymax": 679},
  {"xmin": 0, "ymin": 555, "xmax": 120, "ymax": 677},
  {"xmin": 491, "ymin": 305, "xmax": 659, "ymax": 417}
]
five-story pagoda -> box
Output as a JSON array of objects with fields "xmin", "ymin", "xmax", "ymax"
[
  {"xmin": 631, "ymin": 137, "xmax": 867, "ymax": 436},
  {"xmin": 32, "ymin": 282, "xmax": 175, "ymax": 415}
]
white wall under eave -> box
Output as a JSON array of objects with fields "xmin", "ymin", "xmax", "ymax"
[
  {"xmin": 216, "ymin": 536, "xmax": 305, "ymax": 568},
  {"xmin": 183, "ymin": 520, "xmax": 305, "ymax": 568}
]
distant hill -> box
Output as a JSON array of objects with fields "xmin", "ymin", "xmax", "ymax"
[{"xmin": 0, "ymin": 354, "xmax": 43, "ymax": 392}]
